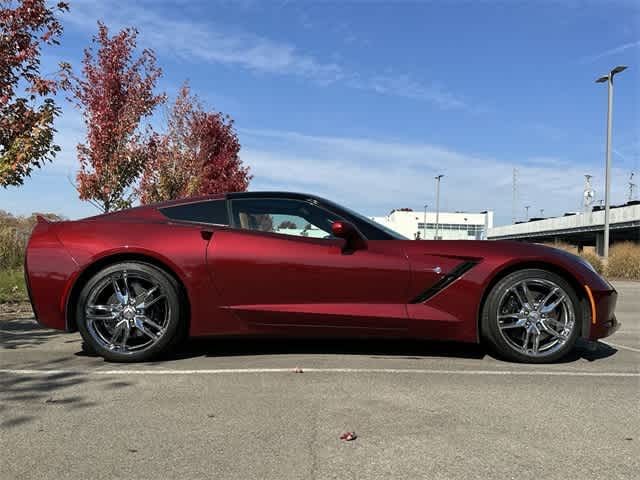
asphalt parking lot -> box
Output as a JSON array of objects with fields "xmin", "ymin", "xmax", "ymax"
[{"xmin": 1, "ymin": 282, "xmax": 638, "ymax": 480}]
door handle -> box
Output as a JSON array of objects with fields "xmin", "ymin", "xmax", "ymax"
[{"xmin": 201, "ymin": 230, "xmax": 214, "ymax": 241}]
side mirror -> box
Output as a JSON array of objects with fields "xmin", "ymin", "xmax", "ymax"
[{"xmin": 331, "ymin": 221, "xmax": 367, "ymax": 251}]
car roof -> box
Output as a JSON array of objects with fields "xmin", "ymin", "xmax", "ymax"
[
  {"xmin": 226, "ymin": 191, "xmax": 328, "ymax": 203},
  {"xmin": 80, "ymin": 191, "xmax": 343, "ymax": 224},
  {"xmin": 147, "ymin": 193, "xmax": 226, "ymax": 208},
  {"xmin": 152, "ymin": 191, "xmax": 330, "ymax": 207}
]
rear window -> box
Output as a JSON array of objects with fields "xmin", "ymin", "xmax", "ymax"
[{"xmin": 160, "ymin": 200, "xmax": 229, "ymax": 225}]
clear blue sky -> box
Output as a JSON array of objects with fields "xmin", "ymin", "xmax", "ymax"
[{"xmin": 1, "ymin": 0, "xmax": 638, "ymax": 226}]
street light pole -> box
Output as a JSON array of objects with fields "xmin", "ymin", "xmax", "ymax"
[
  {"xmin": 423, "ymin": 204, "xmax": 428, "ymax": 240},
  {"xmin": 525, "ymin": 205, "xmax": 530, "ymax": 221},
  {"xmin": 434, "ymin": 175, "xmax": 444, "ymax": 240},
  {"xmin": 596, "ymin": 65, "xmax": 627, "ymax": 258}
]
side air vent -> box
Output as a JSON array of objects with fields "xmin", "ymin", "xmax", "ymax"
[{"xmin": 409, "ymin": 260, "xmax": 478, "ymax": 304}]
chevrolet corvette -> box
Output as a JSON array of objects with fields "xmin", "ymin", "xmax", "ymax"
[{"xmin": 24, "ymin": 191, "xmax": 618, "ymax": 363}]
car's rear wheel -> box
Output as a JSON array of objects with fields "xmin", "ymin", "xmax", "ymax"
[
  {"xmin": 481, "ymin": 269, "xmax": 581, "ymax": 363},
  {"xmin": 76, "ymin": 261, "xmax": 182, "ymax": 362}
]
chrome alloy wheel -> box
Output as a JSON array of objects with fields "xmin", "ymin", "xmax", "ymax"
[
  {"xmin": 496, "ymin": 278, "xmax": 576, "ymax": 358},
  {"xmin": 84, "ymin": 270, "xmax": 169, "ymax": 354}
]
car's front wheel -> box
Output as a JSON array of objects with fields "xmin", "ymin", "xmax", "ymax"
[
  {"xmin": 481, "ymin": 269, "xmax": 581, "ymax": 363},
  {"xmin": 76, "ymin": 261, "xmax": 182, "ymax": 362}
]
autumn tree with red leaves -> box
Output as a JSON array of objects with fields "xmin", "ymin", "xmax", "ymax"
[
  {"xmin": 0, "ymin": 0, "xmax": 69, "ymax": 187},
  {"xmin": 139, "ymin": 83, "xmax": 250, "ymax": 204},
  {"xmin": 61, "ymin": 22, "xmax": 165, "ymax": 212}
]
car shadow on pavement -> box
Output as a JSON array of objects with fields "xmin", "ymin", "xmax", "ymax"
[
  {"xmin": 0, "ymin": 317, "xmax": 619, "ymax": 365},
  {"xmin": 158, "ymin": 336, "xmax": 618, "ymax": 364},
  {"xmin": 165, "ymin": 337, "xmax": 488, "ymax": 361},
  {"xmin": 564, "ymin": 338, "xmax": 619, "ymax": 363}
]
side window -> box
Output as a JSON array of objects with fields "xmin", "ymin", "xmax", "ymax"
[
  {"xmin": 160, "ymin": 200, "xmax": 229, "ymax": 225},
  {"xmin": 230, "ymin": 198, "xmax": 341, "ymax": 239}
]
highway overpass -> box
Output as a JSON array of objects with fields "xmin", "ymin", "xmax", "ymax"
[{"xmin": 487, "ymin": 202, "xmax": 640, "ymax": 255}]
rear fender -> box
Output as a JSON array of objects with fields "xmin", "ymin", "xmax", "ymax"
[{"xmin": 24, "ymin": 221, "xmax": 78, "ymax": 330}]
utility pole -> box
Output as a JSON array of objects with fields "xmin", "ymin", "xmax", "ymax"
[
  {"xmin": 525, "ymin": 205, "xmax": 530, "ymax": 221},
  {"xmin": 434, "ymin": 175, "xmax": 444, "ymax": 240},
  {"xmin": 423, "ymin": 204, "xmax": 428, "ymax": 240},
  {"xmin": 596, "ymin": 65, "xmax": 628, "ymax": 258},
  {"xmin": 512, "ymin": 168, "xmax": 518, "ymax": 224},
  {"xmin": 628, "ymin": 172, "xmax": 636, "ymax": 202}
]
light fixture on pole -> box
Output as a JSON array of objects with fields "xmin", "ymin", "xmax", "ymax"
[
  {"xmin": 434, "ymin": 175, "xmax": 444, "ymax": 240},
  {"xmin": 583, "ymin": 174, "xmax": 595, "ymax": 212},
  {"xmin": 596, "ymin": 65, "xmax": 628, "ymax": 258}
]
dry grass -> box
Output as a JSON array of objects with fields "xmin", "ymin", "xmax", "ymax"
[
  {"xmin": 580, "ymin": 250, "xmax": 605, "ymax": 275},
  {"xmin": 542, "ymin": 241, "xmax": 578, "ymax": 255},
  {"xmin": 541, "ymin": 240, "xmax": 640, "ymax": 280},
  {"xmin": 539, "ymin": 241, "xmax": 605, "ymax": 273},
  {"xmin": 0, "ymin": 226, "xmax": 26, "ymax": 270},
  {"xmin": 0, "ymin": 210, "xmax": 63, "ymax": 269},
  {"xmin": 607, "ymin": 242, "xmax": 640, "ymax": 280}
]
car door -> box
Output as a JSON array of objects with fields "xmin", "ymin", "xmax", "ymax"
[{"xmin": 206, "ymin": 196, "xmax": 411, "ymax": 334}]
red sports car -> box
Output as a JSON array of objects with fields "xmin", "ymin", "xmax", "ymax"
[{"xmin": 25, "ymin": 191, "xmax": 618, "ymax": 363}]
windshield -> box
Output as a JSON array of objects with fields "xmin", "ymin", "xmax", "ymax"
[{"xmin": 320, "ymin": 198, "xmax": 409, "ymax": 240}]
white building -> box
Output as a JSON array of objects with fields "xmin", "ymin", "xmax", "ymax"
[{"xmin": 372, "ymin": 209, "xmax": 494, "ymax": 240}]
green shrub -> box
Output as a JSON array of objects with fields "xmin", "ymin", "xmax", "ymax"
[
  {"xmin": 0, "ymin": 268, "xmax": 27, "ymax": 303},
  {"xmin": 0, "ymin": 210, "xmax": 64, "ymax": 303},
  {"xmin": 607, "ymin": 242, "xmax": 640, "ymax": 280}
]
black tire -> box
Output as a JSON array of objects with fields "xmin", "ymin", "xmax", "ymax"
[
  {"xmin": 480, "ymin": 269, "xmax": 582, "ymax": 363},
  {"xmin": 80, "ymin": 341, "xmax": 97, "ymax": 356},
  {"xmin": 76, "ymin": 261, "xmax": 183, "ymax": 362}
]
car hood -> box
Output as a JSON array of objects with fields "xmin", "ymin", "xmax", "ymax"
[{"xmin": 396, "ymin": 239, "xmax": 610, "ymax": 291}]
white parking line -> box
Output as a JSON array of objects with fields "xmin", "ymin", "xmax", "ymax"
[
  {"xmin": 602, "ymin": 341, "xmax": 640, "ymax": 354},
  {"xmin": 0, "ymin": 368, "xmax": 638, "ymax": 377}
]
